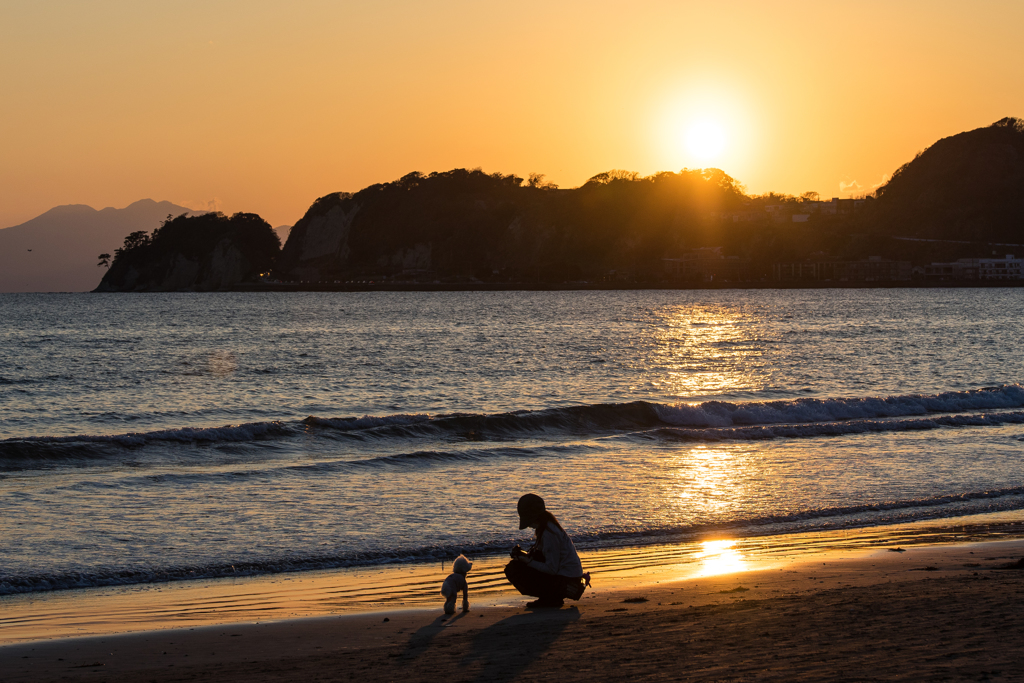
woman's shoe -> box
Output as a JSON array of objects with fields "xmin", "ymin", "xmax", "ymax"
[{"xmin": 525, "ymin": 598, "xmax": 564, "ymax": 609}]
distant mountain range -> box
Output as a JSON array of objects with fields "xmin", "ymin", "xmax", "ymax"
[
  {"xmin": 0, "ymin": 199, "xmax": 195, "ymax": 292},
  {"xmin": 273, "ymin": 225, "xmax": 291, "ymax": 245}
]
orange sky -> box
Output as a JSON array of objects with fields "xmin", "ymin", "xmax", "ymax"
[{"xmin": 2, "ymin": 0, "xmax": 1022, "ymax": 229}]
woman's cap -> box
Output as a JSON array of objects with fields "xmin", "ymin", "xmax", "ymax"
[{"xmin": 517, "ymin": 493, "xmax": 545, "ymax": 529}]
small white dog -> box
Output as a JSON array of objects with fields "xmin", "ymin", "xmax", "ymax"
[{"xmin": 440, "ymin": 555, "xmax": 472, "ymax": 614}]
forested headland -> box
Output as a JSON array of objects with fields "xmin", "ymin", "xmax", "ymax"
[{"xmin": 95, "ymin": 212, "xmax": 280, "ymax": 292}]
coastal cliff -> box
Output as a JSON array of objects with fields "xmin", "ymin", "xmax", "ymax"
[{"xmin": 95, "ymin": 212, "xmax": 280, "ymax": 292}]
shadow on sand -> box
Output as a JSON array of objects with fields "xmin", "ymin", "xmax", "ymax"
[
  {"xmin": 460, "ymin": 607, "xmax": 580, "ymax": 682},
  {"xmin": 404, "ymin": 612, "xmax": 470, "ymax": 659}
]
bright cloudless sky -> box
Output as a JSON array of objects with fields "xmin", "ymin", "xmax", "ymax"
[{"xmin": 1, "ymin": 0, "xmax": 1022, "ymax": 229}]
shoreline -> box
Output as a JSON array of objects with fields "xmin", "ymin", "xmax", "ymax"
[
  {"xmin": 3, "ymin": 534, "xmax": 1023, "ymax": 681},
  {"xmin": 226, "ymin": 281, "xmax": 1024, "ymax": 293},
  {"xmin": 4, "ymin": 510, "xmax": 1024, "ymax": 646}
]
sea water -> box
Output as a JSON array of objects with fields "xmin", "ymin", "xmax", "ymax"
[{"xmin": 1, "ymin": 289, "xmax": 1023, "ymax": 595}]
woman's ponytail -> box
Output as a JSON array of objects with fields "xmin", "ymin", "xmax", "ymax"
[{"xmin": 534, "ymin": 510, "xmax": 565, "ymax": 540}]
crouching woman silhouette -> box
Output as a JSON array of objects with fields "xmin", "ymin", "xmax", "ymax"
[{"xmin": 505, "ymin": 493, "xmax": 590, "ymax": 608}]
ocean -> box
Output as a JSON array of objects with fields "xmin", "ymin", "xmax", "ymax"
[{"xmin": 2, "ymin": 289, "xmax": 1023, "ymax": 596}]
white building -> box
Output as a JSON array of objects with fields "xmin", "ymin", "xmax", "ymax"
[
  {"xmin": 978, "ymin": 254, "xmax": 1023, "ymax": 279},
  {"xmin": 924, "ymin": 255, "xmax": 1023, "ymax": 280}
]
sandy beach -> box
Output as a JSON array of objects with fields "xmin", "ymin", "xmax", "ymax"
[{"xmin": 4, "ymin": 529, "xmax": 1024, "ymax": 682}]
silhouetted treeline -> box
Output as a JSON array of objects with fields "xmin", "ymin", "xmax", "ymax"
[
  {"xmin": 96, "ymin": 118, "xmax": 1024, "ymax": 290},
  {"xmin": 275, "ymin": 118, "xmax": 1024, "ymax": 284},
  {"xmin": 95, "ymin": 212, "xmax": 280, "ymax": 291}
]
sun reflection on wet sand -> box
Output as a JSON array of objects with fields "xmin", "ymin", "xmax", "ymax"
[{"xmin": 693, "ymin": 539, "xmax": 748, "ymax": 577}]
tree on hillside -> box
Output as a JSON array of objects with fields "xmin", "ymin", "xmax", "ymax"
[
  {"xmin": 527, "ymin": 172, "xmax": 558, "ymax": 189},
  {"xmin": 116, "ymin": 230, "xmax": 151, "ymax": 255}
]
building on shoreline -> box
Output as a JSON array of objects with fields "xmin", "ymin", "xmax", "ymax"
[
  {"xmin": 773, "ymin": 256, "xmax": 912, "ymax": 282},
  {"xmin": 663, "ymin": 247, "xmax": 751, "ymax": 282}
]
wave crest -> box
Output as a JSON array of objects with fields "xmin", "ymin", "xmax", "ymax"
[{"xmin": 655, "ymin": 385, "xmax": 1024, "ymax": 428}]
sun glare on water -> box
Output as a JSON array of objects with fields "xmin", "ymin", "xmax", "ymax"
[{"xmin": 685, "ymin": 119, "xmax": 727, "ymax": 164}]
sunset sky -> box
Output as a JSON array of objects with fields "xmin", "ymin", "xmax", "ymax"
[{"xmin": 2, "ymin": 0, "xmax": 1022, "ymax": 229}]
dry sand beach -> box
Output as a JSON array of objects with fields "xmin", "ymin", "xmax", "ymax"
[{"xmin": 4, "ymin": 519, "xmax": 1024, "ymax": 682}]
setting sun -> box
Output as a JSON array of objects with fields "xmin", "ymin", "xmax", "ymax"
[{"xmin": 686, "ymin": 120, "xmax": 727, "ymax": 165}]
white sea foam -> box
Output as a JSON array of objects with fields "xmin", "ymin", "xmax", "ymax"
[{"xmin": 655, "ymin": 385, "xmax": 1024, "ymax": 428}]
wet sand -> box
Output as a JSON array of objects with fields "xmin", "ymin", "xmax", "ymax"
[
  {"xmin": 3, "ymin": 537, "xmax": 1024, "ymax": 682},
  {"xmin": 6, "ymin": 511, "xmax": 1024, "ymax": 645}
]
